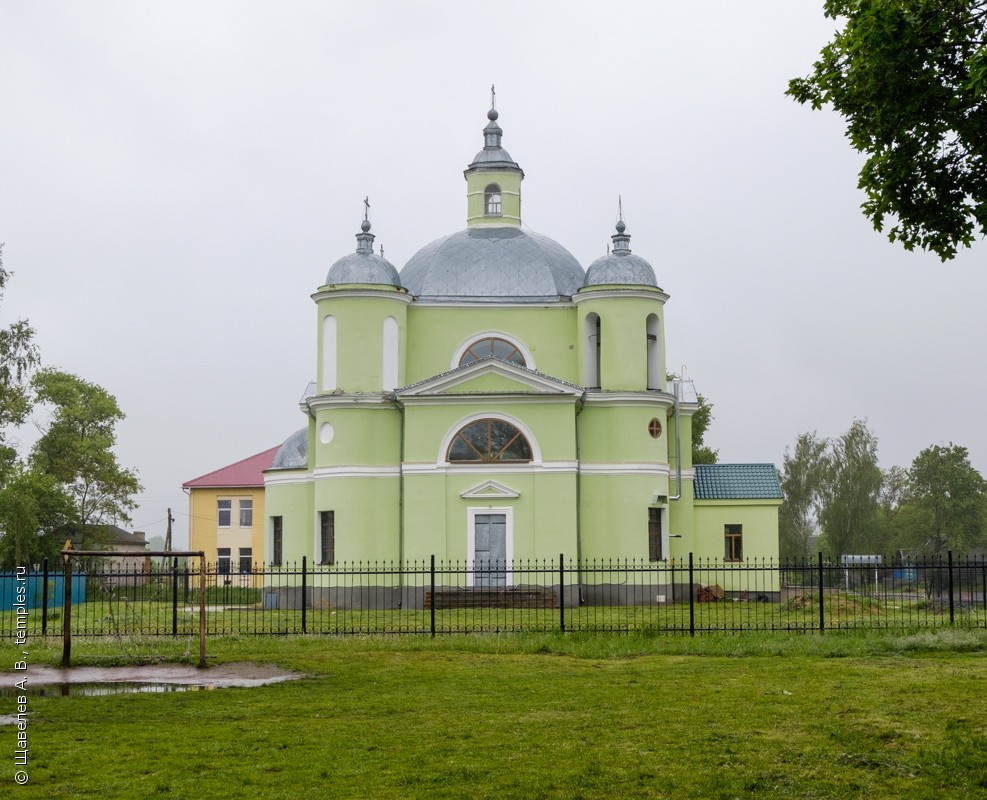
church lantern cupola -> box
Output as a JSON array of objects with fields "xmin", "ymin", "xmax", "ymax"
[{"xmin": 465, "ymin": 87, "xmax": 524, "ymax": 227}]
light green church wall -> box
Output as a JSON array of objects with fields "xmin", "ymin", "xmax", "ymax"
[
  {"xmin": 401, "ymin": 401, "xmax": 577, "ymax": 464},
  {"xmin": 401, "ymin": 470, "xmax": 577, "ymax": 563},
  {"xmin": 264, "ymin": 477, "xmax": 314, "ymax": 560},
  {"xmin": 405, "ymin": 306, "xmax": 578, "ymax": 386},
  {"xmin": 693, "ymin": 500, "xmax": 781, "ymax": 562},
  {"xmin": 312, "ymin": 407, "xmax": 401, "ymax": 467},
  {"xmin": 466, "ymin": 171, "xmax": 521, "ymax": 225},
  {"xmin": 316, "ymin": 293, "xmax": 408, "ymax": 392},
  {"xmin": 666, "ymin": 479, "xmax": 696, "ymax": 561},
  {"xmin": 575, "ymin": 294, "xmax": 666, "ymax": 390},
  {"xmin": 579, "ymin": 474, "xmax": 664, "ymax": 561},
  {"xmin": 578, "ymin": 405, "xmax": 669, "ymax": 464},
  {"xmin": 313, "ymin": 476, "xmax": 401, "ymax": 563}
]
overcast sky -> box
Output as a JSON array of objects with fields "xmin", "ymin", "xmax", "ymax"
[{"xmin": 3, "ymin": 2, "xmax": 985, "ymax": 549}]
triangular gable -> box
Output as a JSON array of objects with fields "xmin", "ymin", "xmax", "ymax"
[
  {"xmin": 397, "ymin": 358, "xmax": 582, "ymax": 398},
  {"xmin": 461, "ymin": 480, "xmax": 521, "ymax": 499}
]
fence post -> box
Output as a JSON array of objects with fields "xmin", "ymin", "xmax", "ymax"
[
  {"xmin": 559, "ymin": 553, "xmax": 565, "ymax": 633},
  {"xmin": 42, "ymin": 558, "xmax": 49, "ymax": 637},
  {"xmin": 171, "ymin": 557, "xmax": 179, "ymax": 636},
  {"xmin": 430, "ymin": 555, "xmax": 436, "ymax": 638},
  {"xmin": 818, "ymin": 552, "xmax": 825, "ymax": 635},
  {"xmin": 688, "ymin": 552, "xmax": 695, "ymax": 637},
  {"xmin": 981, "ymin": 559, "xmax": 986, "ymax": 617},
  {"xmin": 947, "ymin": 550, "xmax": 955, "ymax": 625},
  {"xmin": 301, "ymin": 556, "xmax": 307, "ymax": 634}
]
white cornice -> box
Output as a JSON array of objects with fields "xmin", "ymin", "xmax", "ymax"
[
  {"xmin": 408, "ymin": 299, "xmax": 574, "ymax": 309},
  {"xmin": 400, "ymin": 393, "xmax": 579, "ymax": 407},
  {"xmin": 305, "ymin": 394, "xmax": 399, "ymax": 414},
  {"xmin": 312, "ymin": 288, "xmax": 413, "ymax": 304},
  {"xmin": 313, "ymin": 466, "xmax": 401, "ymax": 479},
  {"xmin": 581, "ymin": 391, "xmax": 675, "ymax": 409},
  {"xmin": 579, "ymin": 463, "xmax": 671, "ymax": 477},
  {"xmin": 402, "ymin": 461, "xmax": 578, "ymax": 476},
  {"xmin": 264, "ymin": 471, "xmax": 313, "ymax": 487},
  {"xmin": 573, "ymin": 288, "xmax": 670, "ymax": 304}
]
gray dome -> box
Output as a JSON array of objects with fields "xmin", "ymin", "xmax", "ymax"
[
  {"xmin": 582, "ymin": 220, "xmax": 658, "ymax": 288},
  {"xmin": 326, "ymin": 252, "xmax": 401, "ymax": 287},
  {"xmin": 583, "ymin": 252, "xmax": 658, "ymax": 287},
  {"xmin": 400, "ymin": 226, "xmax": 585, "ymax": 302},
  {"xmin": 272, "ymin": 427, "xmax": 308, "ymax": 469},
  {"xmin": 325, "ymin": 219, "xmax": 402, "ymax": 287}
]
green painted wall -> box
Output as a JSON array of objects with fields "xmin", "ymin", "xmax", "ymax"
[
  {"xmin": 405, "ymin": 305, "xmax": 578, "ymax": 385},
  {"xmin": 466, "ymin": 169, "xmax": 522, "ymax": 226},
  {"xmin": 574, "ymin": 293, "xmax": 666, "ymax": 390},
  {"xmin": 312, "ymin": 407, "xmax": 401, "ymax": 467}
]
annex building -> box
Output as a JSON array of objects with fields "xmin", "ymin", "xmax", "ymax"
[{"xmin": 251, "ymin": 101, "xmax": 782, "ymax": 588}]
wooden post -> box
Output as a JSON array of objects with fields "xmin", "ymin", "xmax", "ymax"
[{"xmin": 62, "ymin": 540, "xmax": 73, "ymax": 668}]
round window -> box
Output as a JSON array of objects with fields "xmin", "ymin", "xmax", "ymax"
[{"xmin": 648, "ymin": 418, "xmax": 663, "ymax": 439}]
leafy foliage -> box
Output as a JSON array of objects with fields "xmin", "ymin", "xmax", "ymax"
[
  {"xmin": 0, "ymin": 244, "xmax": 39, "ymax": 469},
  {"xmin": 789, "ymin": 1, "xmax": 987, "ymax": 260},
  {"xmin": 908, "ymin": 443, "xmax": 986, "ymax": 553},
  {"xmin": 779, "ymin": 432, "xmax": 829, "ymax": 558},
  {"xmin": 819, "ymin": 420, "xmax": 883, "ymax": 556},
  {"xmin": 30, "ymin": 368, "xmax": 142, "ymax": 530},
  {"xmin": 0, "ymin": 464, "xmax": 72, "ymax": 566}
]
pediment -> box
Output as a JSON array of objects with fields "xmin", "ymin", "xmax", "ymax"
[
  {"xmin": 461, "ymin": 479, "xmax": 521, "ymax": 499},
  {"xmin": 397, "ymin": 358, "xmax": 582, "ymax": 398}
]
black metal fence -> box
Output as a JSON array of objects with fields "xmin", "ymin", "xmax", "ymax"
[{"xmin": 3, "ymin": 552, "xmax": 986, "ymax": 640}]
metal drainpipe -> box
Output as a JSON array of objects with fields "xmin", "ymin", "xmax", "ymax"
[
  {"xmin": 668, "ymin": 380, "xmax": 682, "ymax": 501},
  {"xmin": 575, "ymin": 399, "xmax": 584, "ymax": 604},
  {"xmin": 397, "ymin": 392, "xmax": 405, "ymax": 608}
]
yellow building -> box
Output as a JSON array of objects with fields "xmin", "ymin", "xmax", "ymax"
[{"xmin": 183, "ymin": 446, "xmax": 279, "ymax": 573}]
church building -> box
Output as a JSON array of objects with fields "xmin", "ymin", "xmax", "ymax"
[{"xmin": 261, "ymin": 101, "xmax": 782, "ymax": 586}]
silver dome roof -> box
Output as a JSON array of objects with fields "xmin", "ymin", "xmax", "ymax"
[
  {"xmin": 400, "ymin": 226, "xmax": 585, "ymax": 302},
  {"xmin": 325, "ymin": 220, "xmax": 401, "ymax": 287},
  {"xmin": 271, "ymin": 427, "xmax": 308, "ymax": 469},
  {"xmin": 326, "ymin": 252, "xmax": 401, "ymax": 287},
  {"xmin": 582, "ymin": 220, "xmax": 658, "ymax": 288},
  {"xmin": 583, "ymin": 252, "xmax": 658, "ymax": 287}
]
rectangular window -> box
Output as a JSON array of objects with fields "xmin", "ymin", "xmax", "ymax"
[
  {"xmin": 217, "ymin": 548, "xmax": 231, "ymax": 574},
  {"xmin": 239, "ymin": 499, "xmax": 253, "ymax": 527},
  {"xmin": 238, "ymin": 547, "xmax": 252, "ymax": 573},
  {"xmin": 724, "ymin": 524, "xmax": 743, "ymax": 562},
  {"xmin": 217, "ymin": 499, "xmax": 232, "ymax": 528},
  {"xmin": 648, "ymin": 508, "xmax": 662, "ymax": 561},
  {"xmin": 320, "ymin": 511, "xmax": 335, "ymax": 565},
  {"xmin": 272, "ymin": 516, "xmax": 283, "ymax": 566}
]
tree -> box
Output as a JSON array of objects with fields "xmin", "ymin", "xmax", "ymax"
[
  {"xmin": 778, "ymin": 432, "xmax": 829, "ymax": 559},
  {"xmin": 690, "ymin": 391, "xmax": 718, "ymax": 465},
  {"xmin": 0, "ymin": 243, "xmax": 40, "ymax": 471},
  {"xmin": 667, "ymin": 373, "xmax": 718, "ymax": 464},
  {"xmin": 819, "ymin": 420, "xmax": 883, "ymax": 556},
  {"xmin": 788, "ymin": 1, "xmax": 987, "ymax": 260},
  {"xmin": 0, "ymin": 465, "xmax": 72, "ymax": 568},
  {"xmin": 30, "ymin": 369, "xmax": 142, "ymax": 530},
  {"xmin": 908, "ymin": 443, "xmax": 986, "ymax": 554}
]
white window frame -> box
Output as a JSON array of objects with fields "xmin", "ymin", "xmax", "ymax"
[{"xmin": 239, "ymin": 499, "xmax": 253, "ymax": 528}]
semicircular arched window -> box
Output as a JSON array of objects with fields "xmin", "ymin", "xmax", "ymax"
[
  {"xmin": 459, "ymin": 337, "xmax": 526, "ymax": 368},
  {"xmin": 447, "ymin": 419, "xmax": 532, "ymax": 463}
]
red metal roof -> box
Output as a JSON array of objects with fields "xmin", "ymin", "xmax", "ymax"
[{"xmin": 182, "ymin": 446, "xmax": 280, "ymax": 489}]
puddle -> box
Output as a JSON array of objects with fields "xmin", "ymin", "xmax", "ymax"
[
  {"xmin": 0, "ymin": 661, "xmax": 302, "ymax": 723},
  {"xmin": 1, "ymin": 682, "xmax": 216, "ymax": 697}
]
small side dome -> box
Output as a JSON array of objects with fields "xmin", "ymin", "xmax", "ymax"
[
  {"xmin": 272, "ymin": 427, "xmax": 308, "ymax": 469},
  {"xmin": 325, "ymin": 218, "xmax": 401, "ymax": 287},
  {"xmin": 582, "ymin": 220, "xmax": 658, "ymax": 288}
]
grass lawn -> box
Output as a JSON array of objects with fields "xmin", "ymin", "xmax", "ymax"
[{"xmin": 3, "ymin": 631, "xmax": 987, "ymax": 798}]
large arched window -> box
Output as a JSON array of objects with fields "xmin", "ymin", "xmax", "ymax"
[
  {"xmin": 447, "ymin": 419, "xmax": 532, "ymax": 463},
  {"xmin": 459, "ymin": 336, "xmax": 526, "ymax": 368},
  {"xmin": 484, "ymin": 183, "xmax": 502, "ymax": 216}
]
